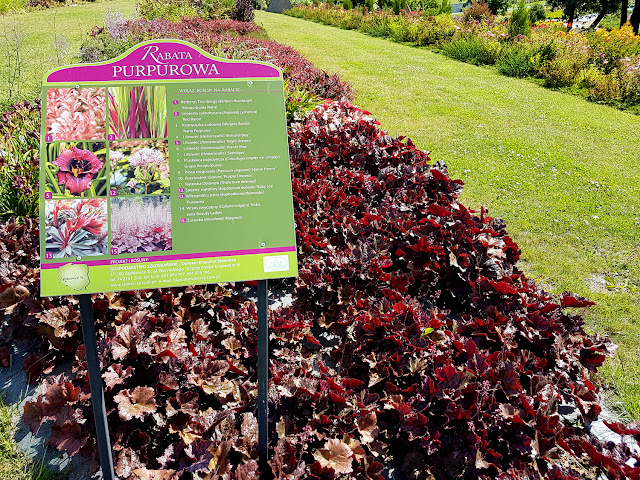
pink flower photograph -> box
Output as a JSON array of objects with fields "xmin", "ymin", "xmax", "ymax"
[
  {"xmin": 46, "ymin": 87, "xmax": 106, "ymax": 141},
  {"xmin": 44, "ymin": 198, "xmax": 108, "ymax": 258},
  {"xmin": 45, "ymin": 142, "xmax": 108, "ymax": 198},
  {"xmin": 110, "ymin": 196, "xmax": 172, "ymax": 254}
]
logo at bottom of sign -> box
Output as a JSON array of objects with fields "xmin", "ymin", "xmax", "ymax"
[{"xmin": 263, "ymin": 255, "xmax": 289, "ymax": 273}]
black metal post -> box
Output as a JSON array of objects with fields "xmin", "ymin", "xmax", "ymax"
[
  {"xmin": 78, "ymin": 294, "xmax": 116, "ymax": 480},
  {"xmin": 257, "ymin": 280, "xmax": 269, "ymax": 475}
]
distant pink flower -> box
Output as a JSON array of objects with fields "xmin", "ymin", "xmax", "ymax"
[{"xmin": 53, "ymin": 147, "xmax": 103, "ymax": 195}]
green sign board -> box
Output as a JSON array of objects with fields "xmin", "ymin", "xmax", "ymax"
[{"xmin": 39, "ymin": 40, "xmax": 297, "ymax": 296}]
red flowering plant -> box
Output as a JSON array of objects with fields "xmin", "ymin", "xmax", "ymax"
[
  {"xmin": 44, "ymin": 142, "xmax": 108, "ymax": 197},
  {"xmin": 44, "ymin": 198, "xmax": 108, "ymax": 258}
]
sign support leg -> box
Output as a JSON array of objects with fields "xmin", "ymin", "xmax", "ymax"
[
  {"xmin": 257, "ymin": 279, "xmax": 269, "ymax": 477},
  {"xmin": 78, "ymin": 294, "xmax": 116, "ymax": 480}
]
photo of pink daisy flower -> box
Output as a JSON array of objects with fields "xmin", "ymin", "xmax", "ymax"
[
  {"xmin": 45, "ymin": 142, "xmax": 108, "ymax": 198},
  {"xmin": 46, "ymin": 87, "xmax": 106, "ymax": 141}
]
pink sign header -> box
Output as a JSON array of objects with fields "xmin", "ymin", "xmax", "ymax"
[{"xmin": 45, "ymin": 40, "xmax": 281, "ymax": 84}]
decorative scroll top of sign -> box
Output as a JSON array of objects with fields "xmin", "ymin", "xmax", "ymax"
[{"xmin": 45, "ymin": 40, "xmax": 281, "ymax": 84}]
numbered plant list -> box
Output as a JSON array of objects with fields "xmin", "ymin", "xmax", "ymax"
[{"xmin": 39, "ymin": 40, "xmax": 297, "ymax": 296}]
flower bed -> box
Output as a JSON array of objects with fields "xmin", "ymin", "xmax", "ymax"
[
  {"xmin": 1, "ymin": 102, "xmax": 639, "ymax": 479},
  {"xmin": 286, "ymin": 5, "xmax": 640, "ymax": 112},
  {"xmin": 1, "ymin": 11, "xmax": 639, "ymax": 480}
]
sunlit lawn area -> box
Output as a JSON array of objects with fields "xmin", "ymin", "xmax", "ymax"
[
  {"xmin": 257, "ymin": 10, "xmax": 640, "ymax": 419},
  {"xmin": 0, "ymin": 0, "xmax": 137, "ymax": 108}
]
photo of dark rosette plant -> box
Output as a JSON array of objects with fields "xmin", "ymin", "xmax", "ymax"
[
  {"xmin": 109, "ymin": 140, "xmax": 170, "ymax": 195},
  {"xmin": 45, "ymin": 87, "xmax": 106, "ymax": 141},
  {"xmin": 110, "ymin": 195, "xmax": 172, "ymax": 254},
  {"xmin": 108, "ymin": 86, "xmax": 167, "ymax": 139},
  {"xmin": 44, "ymin": 198, "xmax": 108, "ymax": 258},
  {"xmin": 44, "ymin": 142, "xmax": 108, "ymax": 197}
]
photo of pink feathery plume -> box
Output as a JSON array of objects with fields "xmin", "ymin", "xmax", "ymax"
[
  {"xmin": 110, "ymin": 196, "xmax": 172, "ymax": 254},
  {"xmin": 46, "ymin": 88, "xmax": 106, "ymax": 141}
]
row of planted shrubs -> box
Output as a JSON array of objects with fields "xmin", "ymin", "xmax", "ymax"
[
  {"xmin": 286, "ymin": 4, "xmax": 640, "ymax": 111},
  {"xmin": 3, "ymin": 100, "xmax": 640, "ymax": 479}
]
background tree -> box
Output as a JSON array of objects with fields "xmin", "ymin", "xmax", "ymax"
[
  {"xmin": 548, "ymin": 0, "xmax": 617, "ymax": 30},
  {"xmin": 620, "ymin": 0, "xmax": 628, "ymax": 25},
  {"xmin": 487, "ymin": 0, "xmax": 509, "ymax": 14},
  {"xmin": 528, "ymin": 2, "xmax": 547, "ymax": 23},
  {"xmin": 631, "ymin": 1, "xmax": 640, "ymax": 33}
]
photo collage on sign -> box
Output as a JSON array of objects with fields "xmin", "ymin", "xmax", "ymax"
[{"xmin": 44, "ymin": 86, "xmax": 172, "ymax": 259}]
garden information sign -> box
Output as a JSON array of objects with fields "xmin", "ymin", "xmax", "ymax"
[{"xmin": 39, "ymin": 40, "xmax": 297, "ymax": 296}]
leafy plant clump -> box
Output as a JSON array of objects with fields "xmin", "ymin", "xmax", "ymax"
[
  {"xmin": 4, "ymin": 102, "xmax": 639, "ymax": 479},
  {"xmin": 0, "ymin": 99, "xmax": 40, "ymax": 221}
]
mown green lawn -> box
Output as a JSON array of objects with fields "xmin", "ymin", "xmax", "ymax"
[
  {"xmin": 0, "ymin": 0, "xmax": 137, "ymax": 108},
  {"xmin": 256, "ymin": 10, "xmax": 640, "ymax": 419}
]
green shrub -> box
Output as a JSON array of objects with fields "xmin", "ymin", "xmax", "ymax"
[
  {"xmin": 0, "ymin": 100, "xmax": 40, "ymax": 221},
  {"xmin": 539, "ymin": 47, "xmax": 589, "ymax": 87},
  {"xmin": 443, "ymin": 36, "xmax": 498, "ymax": 65},
  {"xmin": 438, "ymin": 0, "xmax": 451, "ymax": 15},
  {"xmin": 407, "ymin": 13, "xmax": 456, "ymax": 46},
  {"xmin": 0, "ymin": 0, "xmax": 26, "ymax": 14},
  {"xmin": 393, "ymin": 0, "xmax": 401, "ymax": 14},
  {"xmin": 528, "ymin": 2, "xmax": 546, "ymax": 24},
  {"xmin": 137, "ymin": 0, "xmax": 200, "ymax": 21},
  {"xmin": 343, "ymin": 0, "xmax": 352, "ymax": 9},
  {"xmin": 365, "ymin": 0, "xmax": 373, "ymax": 11},
  {"xmin": 508, "ymin": 0, "xmax": 530, "ymax": 38},
  {"xmin": 389, "ymin": 19, "xmax": 410, "ymax": 41},
  {"xmin": 496, "ymin": 47, "xmax": 534, "ymax": 77}
]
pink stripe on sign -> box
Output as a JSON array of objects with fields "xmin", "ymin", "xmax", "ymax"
[
  {"xmin": 41, "ymin": 246, "xmax": 296, "ymax": 270},
  {"xmin": 46, "ymin": 40, "xmax": 280, "ymax": 84}
]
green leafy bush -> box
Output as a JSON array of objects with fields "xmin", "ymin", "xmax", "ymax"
[
  {"xmin": 528, "ymin": 2, "xmax": 546, "ymax": 24},
  {"xmin": 137, "ymin": 0, "xmax": 199, "ymax": 20},
  {"xmin": 137, "ymin": 0, "xmax": 234, "ymax": 20},
  {"xmin": 343, "ymin": 0, "xmax": 352, "ymax": 9},
  {"xmin": 538, "ymin": 35, "xmax": 590, "ymax": 87},
  {"xmin": 407, "ymin": 14, "xmax": 456, "ymax": 46},
  {"xmin": 508, "ymin": 0, "xmax": 530, "ymax": 38},
  {"xmin": 0, "ymin": 0, "xmax": 26, "ymax": 14},
  {"xmin": 443, "ymin": 35, "xmax": 499, "ymax": 65},
  {"xmin": 496, "ymin": 46, "xmax": 534, "ymax": 77},
  {"xmin": 438, "ymin": 0, "xmax": 452, "ymax": 15},
  {"xmin": 0, "ymin": 100, "xmax": 40, "ymax": 221}
]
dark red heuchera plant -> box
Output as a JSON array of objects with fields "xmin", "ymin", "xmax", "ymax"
[{"xmin": 4, "ymin": 102, "xmax": 639, "ymax": 479}]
